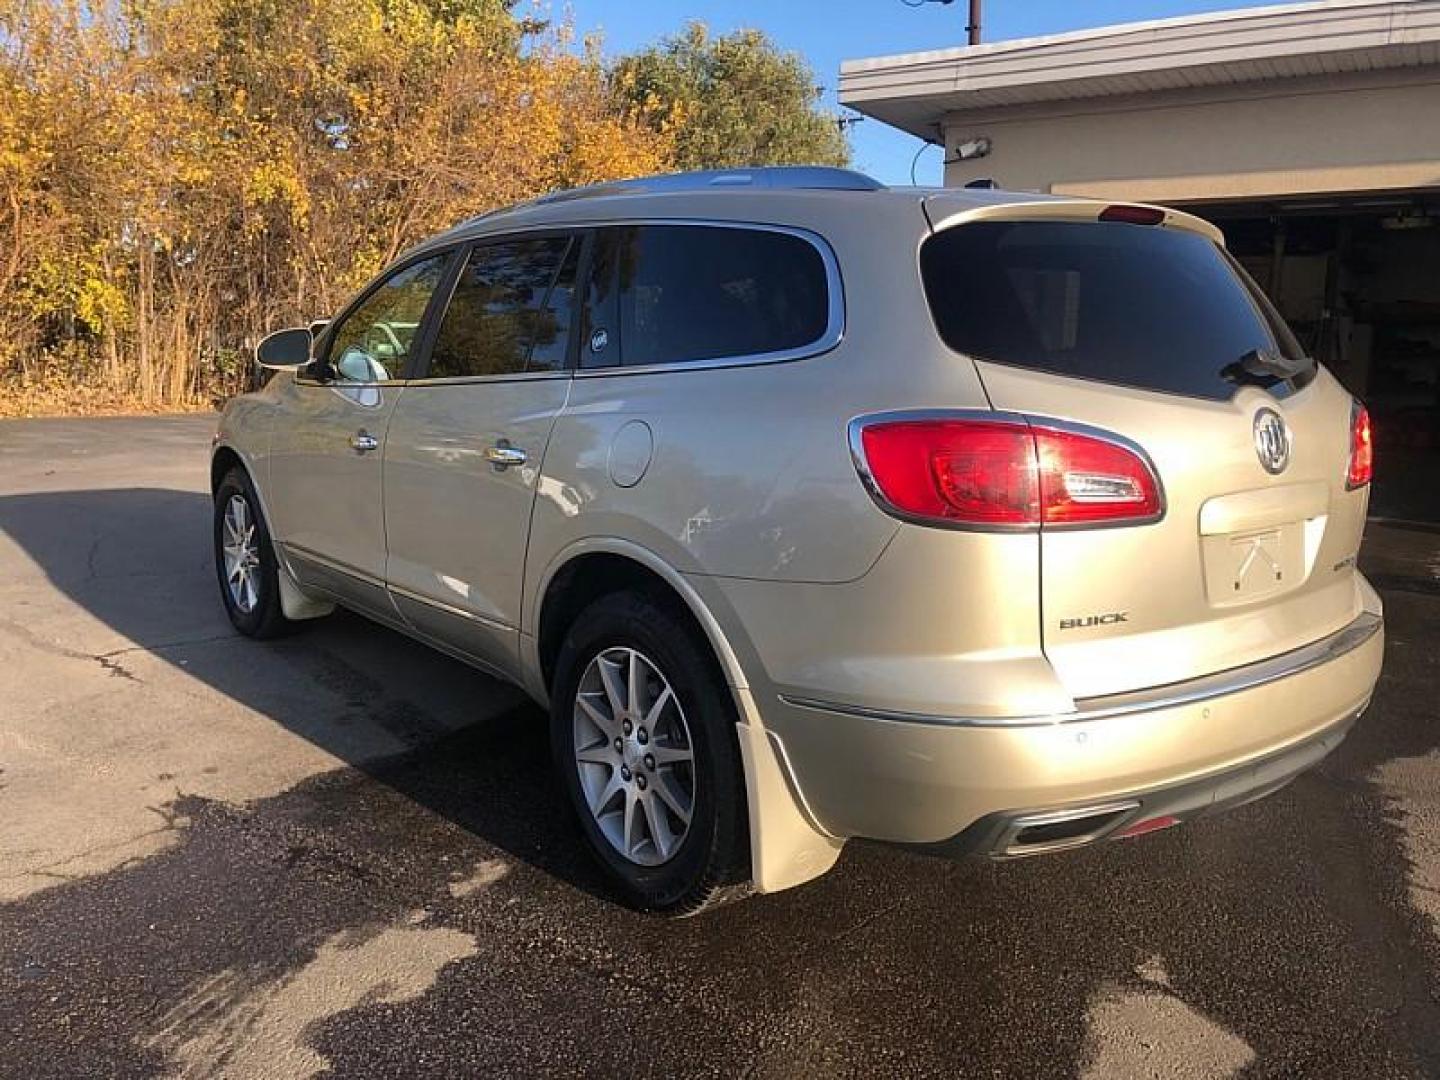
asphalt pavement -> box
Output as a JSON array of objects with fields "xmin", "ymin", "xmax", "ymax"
[{"xmin": 1, "ymin": 415, "xmax": 1437, "ymax": 1079}]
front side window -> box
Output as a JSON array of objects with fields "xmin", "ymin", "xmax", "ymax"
[
  {"xmin": 426, "ymin": 237, "xmax": 577, "ymax": 379},
  {"xmin": 324, "ymin": 255, "xmax": 449, "ymax": 383},
  {"xmin": 582, "ymin": 225, "xmax": 831, "ymax": 369}
]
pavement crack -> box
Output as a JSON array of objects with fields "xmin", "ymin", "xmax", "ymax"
[
  {"xmin": 98, "ymin": 631, "xmax": 237, "ymax": 658},
  {"xmin": 0, "ymin": 614, "xmax": 95, "ymax": 664},
  {"xmin": 1, "ymin": 819, "xmax": 186, "ymax": 882},
  {"xmin": 85, "ymin": 534, "xmax": 101, "ymax": 581},
  {"xmin": 0, "ymin": 614, "xmax": 143, "ymax": 682},
  {"xmin": 96, "ymin": 654, "xmax": 142, "ymax": 682},
  {"xmin": 814, "ymin": 896, "xmax": 909, "ymax": 952}
]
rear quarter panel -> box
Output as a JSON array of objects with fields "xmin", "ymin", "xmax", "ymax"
[
  {"xmin": 975, "ymin": 360, "xmax": 1369, "ymax": 698},
  {"xmin": 523, "ymin": 193, "xmax": 997, "ymax": 613}
]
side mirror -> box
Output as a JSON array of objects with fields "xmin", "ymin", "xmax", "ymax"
[{"xmin": 256, "ymin": 327, "xmax": 313, "ymax": 370}]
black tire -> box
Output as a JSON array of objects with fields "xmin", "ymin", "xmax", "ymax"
[
  {"xmin": 213, "ymin": 467, "xmax": 296, "ymax": 640},
  {"xmin": 550, "ymin": 590, "xmax": 751, "ymax": 916}
]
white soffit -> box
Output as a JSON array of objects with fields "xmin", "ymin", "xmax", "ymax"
[{"xmin": 839, "ymin": 1, "xmax": 1440, "ymax": 137}]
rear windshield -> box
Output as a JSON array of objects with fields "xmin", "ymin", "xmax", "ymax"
[{"xmin": 920, "ymin": 220, "xmax": 1314, "ymax": 401}]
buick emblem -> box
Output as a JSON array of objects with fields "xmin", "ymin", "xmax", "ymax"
[{"xmin": 1253, "ymin": 408, "xmax": 1291, "ymax": 475}]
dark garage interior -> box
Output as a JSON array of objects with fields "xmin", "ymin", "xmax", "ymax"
[{"xmin": 1191, "ymin": 192, "xmax": 1440, "ymax": 524}]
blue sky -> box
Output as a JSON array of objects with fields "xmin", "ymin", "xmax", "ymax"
[{"xmin": 559, "ymin": 0, "xmax": 1295, "ymax": 184}]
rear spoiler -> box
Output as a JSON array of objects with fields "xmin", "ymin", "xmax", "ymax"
[{"xmin": 922, "ymin": 194, "xmax": 1224, "ymax": 246}]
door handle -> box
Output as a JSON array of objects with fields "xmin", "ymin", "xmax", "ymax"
[
  {"xmin": 484, "ymin": 443, "xmax": 527, "ymax": 468},
  {"xmin": 350, "ymin": 432, "xmax": 379, "ymax": 453}
]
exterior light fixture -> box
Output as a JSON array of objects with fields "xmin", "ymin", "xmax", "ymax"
[{"xmin": 952, "ymin": 136, "xmax": 992, "ymax": 161}]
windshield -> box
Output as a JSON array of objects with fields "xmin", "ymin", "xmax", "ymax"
[{"xmin": 920, "ymin": 219, "xmax": 1314, "ymax": 401}]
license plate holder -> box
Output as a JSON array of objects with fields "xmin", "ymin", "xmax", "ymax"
[{"xmin": 1201, "ymin": 522, "xmax": 1305, "ymax": 607}]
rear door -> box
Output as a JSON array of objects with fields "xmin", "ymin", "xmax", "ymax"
[
  {"xmin": 920, "ymin": 204, "xmax": 1370, "ymax": 699},
  {"xmin": 381, "ymin": 231, "xmax": 581, "ymax": 679}
]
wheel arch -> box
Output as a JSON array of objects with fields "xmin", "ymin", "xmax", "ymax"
[
  {"xmin": 532, "ymin": 542, "xmax": 749, "ymax": 705},
  {"xmin": 210, "ymin": 441, "xmax": 333, "ymax": 623},
  {"xmin": 210, "ymin": 444, "xmax": 245, "ymax": 495},
  {"xmin": 528, "ymin": 538, "xmax": 844, "ymax": 894}
]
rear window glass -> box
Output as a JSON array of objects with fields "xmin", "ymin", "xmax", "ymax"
[
  {"xmin": 583, "ymin": 225, "xmax": 829, "ymax": 369},
  {"xmin": 920, "ymin": 220, "xmax": 1314, "ymax": 401}
]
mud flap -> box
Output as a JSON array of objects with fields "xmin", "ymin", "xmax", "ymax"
[{"xmin": 732, "ymin": 686, "xmax": 844, "ymax": 893}]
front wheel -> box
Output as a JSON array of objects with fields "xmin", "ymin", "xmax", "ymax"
[
  {"xmin": 550, "ymin": 591, "xmax": 751, "ymax": 916},
  {"xmin": 213, "ymin": 467, "xmax": 295, "ymax": 639}
]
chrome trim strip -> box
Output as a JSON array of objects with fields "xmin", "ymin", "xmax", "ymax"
[
  {"xmin": 399, "ymin": 370, "xmax": 572, "ymax": 387},
  {"xmin": 779, "ymin": 609, "xmax": 1382, "ymax": 728},
  {"xmin": 283, "ymin": 543, "xmax": 385, "ymax": 588},
  {"xmin": 998, "ymin": 800, "xmax": 1140, "ymax": 858},
  {"xmin": 352, "ymin": 219, "xmax": 846, "ymax": 380},
  {"xmin": 386, "ymin": 582, "xmax": 512, "ymax": 634},
  {"xmin": 1072, "ymin": 610, "xmax": 1381, "ymax": 721},
  {"xmin": 294, "ymin": 377, "xmax": 408, "ymax": 388}
]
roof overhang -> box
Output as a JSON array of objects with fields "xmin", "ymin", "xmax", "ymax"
[{"xmin": 840, "ymin": 0, "xmax": 1440, "ymax": 139}]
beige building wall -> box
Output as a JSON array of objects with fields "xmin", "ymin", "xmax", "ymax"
[{"xmin": 941, "ymin": 68, "xmax": 1440, "ymax": 203}]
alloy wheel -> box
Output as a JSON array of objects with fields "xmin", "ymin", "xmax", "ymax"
[
  {"xmin": 572, "ymin": 646, "xmax": 696, "ymax": 866},
  {"xmin": 221, "ymin": 494, "xmax": 261, "ymax": 614}
]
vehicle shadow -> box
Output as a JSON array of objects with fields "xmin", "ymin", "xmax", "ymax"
[
  {"xmin": 2, "ymin": 482, "xmax": 1439, "ymax": 1076},
  {"xmin": 0, "ymin": 484, "xmax": 616, "ymax": 904}
]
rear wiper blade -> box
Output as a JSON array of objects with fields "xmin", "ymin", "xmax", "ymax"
[{"xmin": 1221, "ymin": 347, "xmax": 1305, "ymax": 386}]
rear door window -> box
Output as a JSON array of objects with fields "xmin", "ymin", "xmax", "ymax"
[
  {"xmin": 919, "ymin": 220, "xmax": 1314, "ymax": 400},
  {"xmin": 581, "ymin": 225, "xmax": 831, "ymax": 369},
  {"xmin": 425, "ymin": 236, "xmax": 578, "ymax": 379}
]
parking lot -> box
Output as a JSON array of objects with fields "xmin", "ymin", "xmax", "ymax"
[{"xmin": 1, "ymin": 415, "xmax": 1438, "ymax": 1078}]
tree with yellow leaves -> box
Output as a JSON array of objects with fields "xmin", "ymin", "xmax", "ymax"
[{"xmin": 0, "ymin": 1, "xmax": 846, "ymax": 414}]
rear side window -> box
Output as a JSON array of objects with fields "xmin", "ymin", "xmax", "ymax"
[
  {"xmin": 920, "ymin": 220, "xmax": 1314, "ymax": 401},
  {"xmin": 426, "ymin": 236, "xmax": 577, "ymax": 379},
  {"xmin": 582, "ymin": 225, "xmax": 830, "ymax": 369}
]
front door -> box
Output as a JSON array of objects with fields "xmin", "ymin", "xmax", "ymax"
[
  {"xmin": 383, "ymin": 233, "xmax": 582, "ymax": 678},
  {"xmin": 267, "ymin": 252, "xmax": 453, "ymax": 619}
]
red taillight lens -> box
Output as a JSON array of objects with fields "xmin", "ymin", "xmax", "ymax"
[
  {"xmin": 860, "ymin": 420, "xmax": 1039, "ymax": 525},
  {"xmin": 1098, "ymin": 204, "xmax": 1166, "ymax": 226},
  {"xmin": 855, "ymin": 416, "xmax": 1162, "ymax": 529},
  {"xmin": 1347, "ymin": 402, "xmax": 1373, "ymax": 490}
]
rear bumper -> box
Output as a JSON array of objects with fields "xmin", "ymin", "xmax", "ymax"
[
  {"xmin": 762, "ymin": 601, "xmax": 1384, "ymax": 847},
  {"xmin": 927, "ymin": 707, "xmax": 1359, "ymax": 858}
]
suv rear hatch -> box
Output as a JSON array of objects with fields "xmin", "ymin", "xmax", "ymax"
[{"xmin": 920, "ymin": 197, "xmax": 1371, "ymax": 700}]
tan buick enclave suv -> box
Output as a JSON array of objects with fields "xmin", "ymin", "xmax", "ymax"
[{"xmin": 212, "ymin": 167, "xmax": 1383, "ymax": 914}]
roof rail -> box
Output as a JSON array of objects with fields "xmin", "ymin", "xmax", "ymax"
[
  {"xmin": 531, "ymin": 166, "xmax": 885, "ymax": 207},
  {"xmin": 451, "ymin": 167, "xmax": 885, "ymax": 233}
]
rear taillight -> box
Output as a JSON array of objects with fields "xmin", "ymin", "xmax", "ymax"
[
  {"xmin": 1033, "ymin": 425, "xmax": 1163, "ymax": 525},
  {"xmin": 1346, "ymin": 402, "xmax": 1373, "ymax": 490},
  {"xmin": 857, "ymin": 419, "xmax": 1039, "ymax": 526},
  {"xmin": 853, "ymin": 414, "xmax": 1162, "ymax": 529}
]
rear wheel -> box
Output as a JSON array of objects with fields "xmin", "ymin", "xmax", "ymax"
[
  {"xmin": 550, "ymin": 591, "xmax": 750, "ymax": 915},
  {"xmin": 213, "ymin": 467, "xmax": 295, "ymax": 639}
]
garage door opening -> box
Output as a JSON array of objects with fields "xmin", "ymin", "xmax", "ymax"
[{"xmin": 1187, "ymin": 193, "xmax": 1440, "ymax": 524}]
